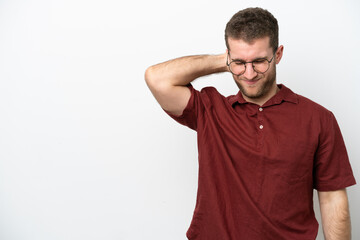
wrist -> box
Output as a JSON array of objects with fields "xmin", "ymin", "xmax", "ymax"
[{"xmin": 213, "ymin": 53, "xmax": 229, "ymax": 73}]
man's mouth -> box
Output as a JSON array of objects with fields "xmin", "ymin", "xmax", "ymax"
[{"xmin": 243, "ymin": 79, "xmax": 260, "ymax": 85}]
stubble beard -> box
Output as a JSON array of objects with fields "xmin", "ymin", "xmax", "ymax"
[{"xmin": 235, "ymin": 66, "xmax": 277, "ymax": 100}]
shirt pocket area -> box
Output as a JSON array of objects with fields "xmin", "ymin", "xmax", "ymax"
[{"xmin": 272, "ymin": 139, "xmax": 316, "ymax": 185}]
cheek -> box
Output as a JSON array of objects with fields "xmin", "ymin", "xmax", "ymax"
[
  {"xmin": 232, "ymin": 75, "xmax": 240, "ymax": 82},
  {"xmin": 232, "ymin": 76, "xmax": 242, "ymax": 87},
  {"xmin": 269, "ymin": 64, "xmax": 277, "ymax": 75},
  {"xmin": 233, "ymin": 74, "xmax": 249, "ymax": 81},
  {"xmin": 263, "ymin": 66, "xmax": 276, "ymax": 80}
]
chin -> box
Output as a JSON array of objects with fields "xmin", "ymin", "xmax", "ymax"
[
  {"xmin": 237, "ymin": 81, "xmax": 261, "ymax": 95},
  {"xmin": 243, "ymin": 89, "xmax": 264, "ymax": 99}
]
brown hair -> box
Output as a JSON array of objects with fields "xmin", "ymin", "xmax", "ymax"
[{"xmin": 225, "ymin": 7, "xmax": 279, "ymax": 53}]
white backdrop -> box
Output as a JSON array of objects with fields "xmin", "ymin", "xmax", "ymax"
[{"xmin": 0, "ymin": 0, "xmax": 359, "ymax": 239}]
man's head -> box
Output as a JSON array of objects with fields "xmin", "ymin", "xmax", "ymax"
[
  {"xmin": 225, "ymin": 7, "xmax": 278, "ymax": 53},
  {"xmin": 224, "ymin": 8, "xmax": 283, "ymax": 105}
]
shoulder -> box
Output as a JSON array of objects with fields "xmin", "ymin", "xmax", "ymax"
[
  {"xmin": 191, "ymin": 85, "xmax": 237, "ymax": 111},
  {"xmin": 296, "ymin": 94, "xmax": 329, "ymax": 112},
  {"xmin": 198, "ymin": 86, "xmax": 222, "ymax": 95},
  {"xmin": 196, "ymin": 86, "xmax": 227, "ymax": 102},
  {"xmin": 295, "ymin": 93, "xmax": 335, "ymax": 123},
  {"xmin": 282, "ymin": 84, "xmax": 335, "ymax": 125}
]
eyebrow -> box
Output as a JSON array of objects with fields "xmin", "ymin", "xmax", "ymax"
[{"xmin": 231, "ymin": 56, "xmax": 268, "ymax": 62}]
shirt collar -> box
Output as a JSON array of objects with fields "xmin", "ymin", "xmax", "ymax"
[{"xmin": 228, "ymin": 84, "xmax": 299, "ymax": 107}]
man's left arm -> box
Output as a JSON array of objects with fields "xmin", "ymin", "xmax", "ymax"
[{"xmin": 318, "ymin": 188, "xmax": 352, "ymax": 240}]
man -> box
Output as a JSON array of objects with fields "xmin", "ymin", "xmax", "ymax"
[{"xmin": 145, "ymin": 7, "xmax": 356, "ymax": 240}]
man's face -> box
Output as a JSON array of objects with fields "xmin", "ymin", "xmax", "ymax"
[{"xmin": 227, "ymin": 37, "xmax": 282, "ymax": 103}]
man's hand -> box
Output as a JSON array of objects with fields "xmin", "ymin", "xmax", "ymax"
[
  {"xmin": 145, "ymin": 53, "xmax": 228, "ymax": 116},
  {"xmin": 318, "ymin": 189, "xmax": 352, "ymax": 240}
]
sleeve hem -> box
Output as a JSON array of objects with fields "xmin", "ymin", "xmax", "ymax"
[
  {"xmin": 314, "ymin": 177, "xmax": 356, "ymax": 191},
  {"xmin": 162, "ymin": 83, "xmax": 194, "ymax": 119}
]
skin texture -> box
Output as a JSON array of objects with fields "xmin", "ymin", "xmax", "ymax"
[{"xmin": 318, "ymin": 189, "xmax": 352, "ymax": 240}]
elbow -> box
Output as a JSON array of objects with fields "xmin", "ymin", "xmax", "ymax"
[
  {"xmin": 145, "ymin": 66, "xmax": 156, "ymax": 86},
  {"xmin": 145, "ymin": 66, "xmax": 168, "ymax": 92}
]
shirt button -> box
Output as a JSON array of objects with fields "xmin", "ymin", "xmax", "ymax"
[
  {"xmin": 259, "ymin": 125, "xmax": 264, "ymax": 129},
  {"xmin": 259, "ymin": 107, "xmax": 263, "ymax": 112}
]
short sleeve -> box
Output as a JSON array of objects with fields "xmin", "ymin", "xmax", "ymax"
[
  {"xmin": 313, "ymin": 112, "xmax": 356, "ymax": 191},
  {"xmin": 163, "ymin": 83, "xmax": 203, "ymax": 131}
]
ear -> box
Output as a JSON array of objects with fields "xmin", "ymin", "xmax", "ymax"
[{"xmin": 275, "ymin": 45, "xmax": 284, "ymax": 64}]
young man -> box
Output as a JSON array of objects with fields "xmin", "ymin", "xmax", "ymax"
[{"xmin": 145, "ymin": 7, "xmax": 356, "ymax": 240}]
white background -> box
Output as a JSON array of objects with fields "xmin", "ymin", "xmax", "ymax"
[{"xmin": 0, "ymin": 0, "xmax": 359, "ymax": 239}]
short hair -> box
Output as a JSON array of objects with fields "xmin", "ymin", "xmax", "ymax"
[{"xmin": 225, "ymin": 7, "xmax": 279, "ymax": 53}]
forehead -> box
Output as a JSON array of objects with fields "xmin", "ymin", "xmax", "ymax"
[{"xmin": 228, "ymin": 37, "xmax": 272, "ymax": 60}]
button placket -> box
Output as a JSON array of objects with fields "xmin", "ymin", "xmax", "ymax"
[
  {"xmin": 256, "ymin": 106, "xmax": 265, "ymax": 150},
  {"xmin": 258, "ymin": 107, "xmax": 264, "ymax": 130}
]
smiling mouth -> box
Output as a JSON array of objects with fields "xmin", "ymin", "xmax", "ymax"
[{"xmin": 243, "ymin": 79, "xmax": 259, "ymax": 85}]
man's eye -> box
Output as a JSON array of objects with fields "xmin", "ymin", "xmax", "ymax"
[
  {"xmin": 234, "ymin": 61, "xmax": 244, "ymax": 65},
  {"xmin": 254, "ymin": 59, "xmax": 267, "ymax": 64}
]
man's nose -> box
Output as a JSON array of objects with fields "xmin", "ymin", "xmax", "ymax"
[{"xmin": 243, "ymin": 63, "xmax": 257, "ymax": 80}]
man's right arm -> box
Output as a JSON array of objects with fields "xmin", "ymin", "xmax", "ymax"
[{"xmin": 144, "ymin": 54, "xmax": 228, "ymax": 116}]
